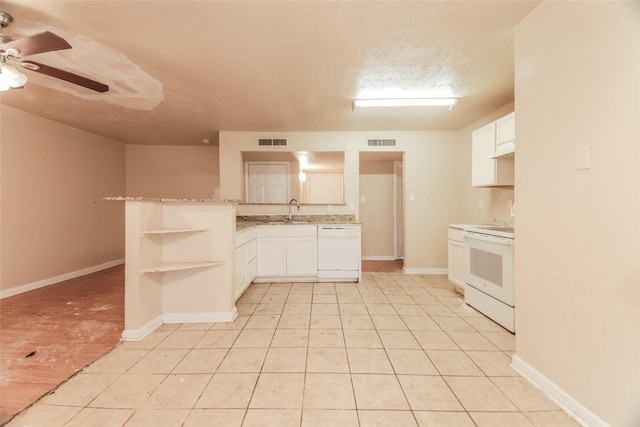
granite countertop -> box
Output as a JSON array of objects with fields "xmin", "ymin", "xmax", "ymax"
[
  {"xmin": 449, "ymin": 218, "xmax": 514, "ymax": 230},
  {"xmin": 448, "ymin": 223, "xmax": 484, "ymax": 230},
  {"xmin": 104, "ymin": 196, "xmax": 240, "ymax": 203},
  {"xmin": 236, "ymin": 214, "xmax": 359, "ymax": 231}
]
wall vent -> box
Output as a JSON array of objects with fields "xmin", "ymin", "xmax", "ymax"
[
  {"xmin": 367, "ymin": 139, "xmax": 396, "ymax": 147},
  {"xmin": 258, "ymin": 138, "xmax": 287, "ymax": 146}
]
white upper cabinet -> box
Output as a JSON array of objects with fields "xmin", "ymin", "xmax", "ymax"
[
  {"xmin": 494, "ymin": 112, "xmax": 515, "ymax": 158},
  {"xmin": 472, "ymin": 113, "xmax": 515, "ymax": 187}
]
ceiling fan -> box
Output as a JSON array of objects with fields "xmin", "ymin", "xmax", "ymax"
[{"xmin": 0, "ymin": 11, "xmax": 108, "ymax": 92}]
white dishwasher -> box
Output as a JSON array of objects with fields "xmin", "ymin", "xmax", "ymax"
[{"xmin": 317, "ymin": 225, "xmax": 361, "ymax": 282}]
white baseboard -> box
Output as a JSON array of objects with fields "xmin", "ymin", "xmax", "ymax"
[
  {"xmin": 402, "ymin": 268, "xmax": 448, "ymax": 275},
  {"xmin": 0, "ymin": 259, "xmax": 125, "ymax": 300},
  {"xmin": 362, "ymin": 256, "xmax": 397, "ymax": 261},
  {"xmin": 163, "ymin": 309, "xmax": 238, "ymax": 324},
  {"xmin": 121, "ymin": 314, "xmax": 163, "ymax": 342},
  {"xmin": 121, "ymin": 310, "xmax": 239, "ymax": 342},
  {"xmin": 511, "ymin": 355, "xmax": 607, "ymax": 427}
]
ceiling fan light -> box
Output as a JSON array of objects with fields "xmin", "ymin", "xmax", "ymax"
[
  {"xmin": 0, "ymin": 63, "xmax": 28, "ymax": 88},
  {"xmin": 353, "ymin": 98, "xmax": 458, "ymax": 108}
]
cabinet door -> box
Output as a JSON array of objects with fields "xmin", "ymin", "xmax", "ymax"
[
  {"xmin": 235, "ymin": 244, "xmax": 248, "ymax": 300},
  {"xmin": 248, "ymin": 258, "xmax": 257, "ymax": 283},
  {"xmin": 496, "ymin": 112, "xmax": 515, "ymax": 146},
  {"xmin": 256, "ymin": 237, "xmax": 287, "ymax": 276},
  {"xmin": 247, "ymin": 240, "xmax": 257, "ymax": 283},
  {"xmin": 286, "ymin": 236, "xmax": 317, "ymax": 276},
  {"xmin": 471, "ymin": 122, "xmax": 497, "ymax": 187},
  {"xmin": 448, "ymin": 239, "xmax": 466, "ymax": 292}
]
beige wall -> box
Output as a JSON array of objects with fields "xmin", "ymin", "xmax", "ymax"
[
  {"xmin": 126, "ymin": 145, "xmax": 220, "ymax": 198},
  {"xmin": 359, "ymin": 160, "xmax": 396, "ymax": 259},
  {"xmin": 514, "ymin": 2, "xmax": 640, "ymax": 425},
  {"xmin": 0, "ymin": 105, "xmax": 125, "ymax": 293}
]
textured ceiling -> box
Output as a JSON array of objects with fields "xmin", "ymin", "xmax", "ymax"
[{"xmin": 0, "ymin": 1, "xmax": 539, "ymax": 146}]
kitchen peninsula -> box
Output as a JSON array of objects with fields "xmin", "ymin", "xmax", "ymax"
[
  {"xmin": 108, "ymin": 197, "xmax": 363, "ymax": 341},
  {"xmin": 105, "ymin": 197, "xmax": 239, "ymax": 341}
]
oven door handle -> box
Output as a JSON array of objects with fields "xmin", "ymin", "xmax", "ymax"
[{"xmin": 463, "ymin": 231, "xmax": 514, "ymax": 246}]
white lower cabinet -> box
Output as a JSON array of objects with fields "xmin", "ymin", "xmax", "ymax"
[
  {"xmin": 255, "ymin": 225, "xmax": 317, "ymax": 281},
  {"xmin": 235, "ymin": 227, "xmax": 257, "ymax": 300},
  {"xmin": 256, "ymin": 237, "xmax": 287, "ymax": 277},
  {"xmin": 447, "ymin": 226, "xmax": 466, "ymax": 294},
  {"xmin": 286, "ymin": 237, "xmax": 317, "ymax": 276}
]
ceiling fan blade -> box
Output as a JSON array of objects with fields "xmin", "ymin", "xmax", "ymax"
[
  {"xmin": 4, "ymin": 31, "xmax": 72, "ymax": 57},
  {"xmin": 21, "ymin": 61, "xmax": 109, "ymax": 93}
]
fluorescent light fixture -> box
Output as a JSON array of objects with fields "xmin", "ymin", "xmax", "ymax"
[{"xmin": 353, "ymin": 98, "xmax": 458, "ymax": 108}]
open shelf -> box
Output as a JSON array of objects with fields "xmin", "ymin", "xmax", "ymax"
[
  {"xmin": 120, "ymin": 199, "xmax": 237, "ymax": 340},
  {"xmin": 140, "ymin": 261, "xmax": 223, "ymax": 274}
]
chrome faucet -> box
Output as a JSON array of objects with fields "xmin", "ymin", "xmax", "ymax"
[{"xmin": 287, "ymin": 198, "xmax": 300, "ymax": 221}]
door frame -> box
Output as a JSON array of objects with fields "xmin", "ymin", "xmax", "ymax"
[{"xmin": 393, "ymin": 160, "xmax": 404, "ymax": 260}]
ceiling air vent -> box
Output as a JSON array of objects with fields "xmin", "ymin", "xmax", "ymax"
[
  {"xmin": 367, "ymin": 139, "xmax": 396, "ymax": 147},
  {"xmin": 257, "ymin": 138, "xmax": 288, "ymax": 147}
]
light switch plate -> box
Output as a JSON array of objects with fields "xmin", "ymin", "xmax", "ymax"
[{"xmin": 575, "ymin": 146, "xmax": 590, "ymax": 170}]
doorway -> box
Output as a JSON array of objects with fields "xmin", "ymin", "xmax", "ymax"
[{"xmin": 358, "ymin": 152, "xmax": 404, "ymax": 267}]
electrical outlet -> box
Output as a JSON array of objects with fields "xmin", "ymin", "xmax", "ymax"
[
  {"xmin": 327, "ymin": 205, "xmax": 333, "ymax": 212},
  {"xmin": 349, "ymin": 203, "xmax": 355, "ymax": 210}
]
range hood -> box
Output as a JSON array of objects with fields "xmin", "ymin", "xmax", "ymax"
[{"xmin": 491, "ymin": 140, "xmax": 515, "ymax": 159}]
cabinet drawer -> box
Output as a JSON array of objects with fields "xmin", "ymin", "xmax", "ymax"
[{"xmin": 448, "ymin": 227, "xmax": 465, "ymax": 242}]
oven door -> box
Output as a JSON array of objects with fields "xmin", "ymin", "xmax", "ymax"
[{"xmin": 463, "ymin": 231, "xmax": 514, "ymax": 306}]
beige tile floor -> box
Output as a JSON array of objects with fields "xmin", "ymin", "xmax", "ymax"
[{"xmin": 7, "ymin": 272, "xmax": 580, "ymax": 427}]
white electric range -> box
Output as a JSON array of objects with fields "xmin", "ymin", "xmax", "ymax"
[{"xmin": 463, "ymin": 225, "xmax": 515, "ymax": 332}]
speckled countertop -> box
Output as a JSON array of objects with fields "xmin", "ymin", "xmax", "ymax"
[
  {"xmin": 236, "ymin": 214, "xmax": 358, "ymax": 231},
  {"xmin": 449, "ymin": 218, "xmax": 514, "ymax": 230},
  {"xmin": 104, "ymin": 196, "xmax": 240, "ymax": 203}
]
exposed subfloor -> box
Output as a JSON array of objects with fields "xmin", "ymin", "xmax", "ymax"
[
  {"xmin": 0, "ymin": 265, "xmax": 124, "ymax": 425},
  {"xmin": 3, "ymin": 264, "xmax": 579, "ymax": 426}
]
